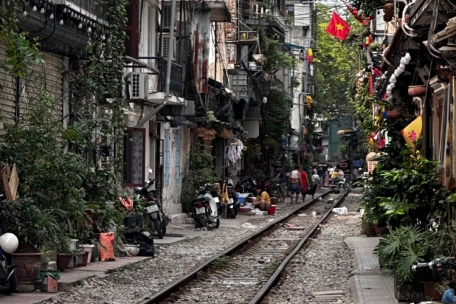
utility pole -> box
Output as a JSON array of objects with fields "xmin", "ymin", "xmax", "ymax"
[{"xmin": 136, "ymin": 0, "xmax": 178, "ymax": 127}]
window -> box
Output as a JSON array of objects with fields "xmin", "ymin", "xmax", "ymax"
[
  {"xmin": 439, "ymin": 86, "xmax": 451, "ymax": 167},
  {"xmin": 164, "ymin": 129, "xmax": 170, "ymax": 186},
  {"xmin": 123, "ymin": 127, "xmax": 145, "ymax": 187},
  {"xmin": 175, "ymin": 130, "xmax": 181, "ymax": 182}
]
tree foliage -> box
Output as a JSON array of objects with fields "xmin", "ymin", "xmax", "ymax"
[
  {"xmin": 264, "ymin": 89, "xmax": 291, "ymax": 142},
  {"xmin": 314, "ymin": 4, "xmax": 364, "ymax": 118}
]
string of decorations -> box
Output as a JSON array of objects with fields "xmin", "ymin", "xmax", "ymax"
[
  {"xmin": 21, "ymin": 0, "xmax": 110, "ymax": 39},
  {"xmin": 386, "ymin": 52, "xmax": 412, "ymax": 99}
]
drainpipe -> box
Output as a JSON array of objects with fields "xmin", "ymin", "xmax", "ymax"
[
  {"xmin": 136, "ymin": 0, "xmax": 178, "ymax": 127},
  {"xmin": 296, "ymin": 92, "xmax": 307, "ymax": 165}
]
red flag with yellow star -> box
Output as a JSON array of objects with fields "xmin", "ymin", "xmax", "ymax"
[{"xmin": 325, "ymin": 12, "xmax": 350, "ymax": 40}]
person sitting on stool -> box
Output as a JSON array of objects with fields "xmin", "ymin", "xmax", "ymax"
[{"xmin": 252, "ymin": 185, "xmax": 271, "ymax": 211}]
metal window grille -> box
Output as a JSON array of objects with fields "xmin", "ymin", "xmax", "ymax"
[{"xmin": 175, "ymin": 130, "xmax": 181, "ymax": 182}]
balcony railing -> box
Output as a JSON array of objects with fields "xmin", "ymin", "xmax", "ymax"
[
  {"xmin": 161, "ymin": 58, "xmax": 183, "ymax": 97},
  {"xmin": 53, "ymin": 0, "xmax": 109, "ymax": 25}
]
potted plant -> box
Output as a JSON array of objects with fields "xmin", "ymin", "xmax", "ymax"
[{"xmin": 0, "ymin": 198, "xmax": 64, "ymax": 285}]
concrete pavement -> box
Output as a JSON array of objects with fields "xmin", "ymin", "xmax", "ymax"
[{"xmin": 346, "ymin": 236, "xmax": 397, "ymax": 304}]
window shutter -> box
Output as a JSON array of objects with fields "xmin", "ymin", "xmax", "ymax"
[
  {"xmin": 123, "ymin": 127, "xmax": 145, "ymax": 187},
  {"xmin": 175, "ymin": 130, "xmax": 181, "ymax": 182},
  {"xmin": 125, "ymin": 0, "xmax": 140, "ymax": 59},
  {"xmin": 164, "ymin": 129, "xmax": 170, "ymax": 186}
]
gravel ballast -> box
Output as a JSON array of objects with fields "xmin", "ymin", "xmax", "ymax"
[
  {"xmin": 40, "ymin": 193, "xmax": 332, "ymax": 304},
  {"xmin": 262, "ymin": 194, "xmax": 362, "ymax": 304}
]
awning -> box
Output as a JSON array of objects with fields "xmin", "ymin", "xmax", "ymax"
[{"xmin": 284, "ymin": 42, "xmax": 305, "ymax": 50}]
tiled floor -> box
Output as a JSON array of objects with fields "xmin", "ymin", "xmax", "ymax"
[{"xmin": 346, "ymin": 236, "xmax": 397, "ymax": 304}]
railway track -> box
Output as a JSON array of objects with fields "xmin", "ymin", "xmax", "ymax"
[{"xmin": 137, "ymin": 190, "xmax": 349, "ymax": 304}]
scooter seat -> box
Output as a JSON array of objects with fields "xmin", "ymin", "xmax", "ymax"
[{"xmin": 192, "ymin": 197, "xmax": 208, "ymax": 204}]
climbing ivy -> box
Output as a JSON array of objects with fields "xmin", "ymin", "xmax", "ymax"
[
  {"xmin": 0, "ymin": 0, "xmax": 128, "ymax": 201},
  {"xmin": 263, "ymin": 89, "xmax": 291, "ymax": 144},
  {"xmin": 65, "ymin": 0, "xmax": 128, "ymax": 202}
]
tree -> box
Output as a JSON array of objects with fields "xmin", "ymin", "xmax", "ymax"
[{"xmin": 314, "ymin": 4, "xmax": 364, "ymax": 118}]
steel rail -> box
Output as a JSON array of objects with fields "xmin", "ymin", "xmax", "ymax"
[
  {"xmin": 249, "ymin": 190, "xmax": 350, "ymax": 304},
  {"xmin": 136, "ymin": 190, "xmax": 334, "ymax": 304}
]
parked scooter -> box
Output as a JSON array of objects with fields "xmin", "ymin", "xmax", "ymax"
[
  {"xmin": 235, "ymin": 176, "xmax": 256, "ymax": 195},
  {"xmin": 191, "ymin": 185, "xmax": 221, "ymax": 230},
  {"xmin": 412, "ymin": 257, "xmax": 455, "ymax": 304},
  {"xmin": 264, "ymin": 177, "xmax": 280, "ymax": 197},
  {"xmin": 226, "ymin": 183, "xmax": 240, "ymax": 219},
  {"xmin": 0, "ymin": 192, "xmax": 19, "ymax": 294},
  {"xmin": 135, "ymin": 167, "xmax": 169, "ymax": 239}
]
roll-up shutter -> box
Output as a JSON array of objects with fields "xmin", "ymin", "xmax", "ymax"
[
  {"xmin": 0, "ymin": 41, "xmax": 64, "ymax": 128},
  {"xmin": 0, "ymin": 42, "xmax": 16, "ymax": 126}
]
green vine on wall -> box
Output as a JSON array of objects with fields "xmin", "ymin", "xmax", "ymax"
[
  {"xmin": 65, "ymin": 0, "xmax": 128, "ymax": 202},
  {"xmin": 0, "ymin": 1, "xmax": 128, "ymax": 249}
]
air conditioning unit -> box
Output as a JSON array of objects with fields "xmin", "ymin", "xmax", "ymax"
[
  {"xmin": 307, "ymin": 85, "xmax": 315, "ymax": 95},
  {"xmin": 127, "ymin": 72, "xmax": 149, "ymax": 100},
  {"xmin": 159, "ymin": 34, "xmax": 177, "ymax": 60},
  {"xmin": 162, "ymin": 4, "xmax": 172, "ymax": 29}
]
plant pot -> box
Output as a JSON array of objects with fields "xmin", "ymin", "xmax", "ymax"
[
  {"xmin": 362, "ymin": 221, "xmax": 376, "ymax": 237},
  {"xmin": 11, "ymin": 252, "xmax": 43, "ymax": 284},
  {"xmin": 75, "ymin": 252, "xmax": 89, "ymax": 267},
  {"xmin": 408, "ymin": 85, "xmax": 427, "ymax": 97},
  {"xmin": 125, "ymin": 244, "xmax": 140, "ymax": 256},
  {"xmin": 91, "ymin": 241, "xmax": 100, "ymax": 263},
  {"xmin": 56, "ymin": 254, "xmax": 73, "ymax": 271},
  {"xmin": 374, "ymin": 224, "xmax": 387, "ymax": 235},
  {"xmin": 383, "ymin": 110, "xmax": 402, "ymax": 119},
  {"xmin": 82, "ymin": 244, "xmax": 94, "ymax": 264},
  {"xmin": 422, "ymin": 282, "xmax": 443, "ymax": 300},
  {"xmin": 69, "ymin": 239, "xmax": 78, "ymax": 251}
]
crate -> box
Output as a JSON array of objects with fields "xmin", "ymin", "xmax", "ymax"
[{"xmin": 123, "ymin": 214, "xmax": 144, "ymax": 227}]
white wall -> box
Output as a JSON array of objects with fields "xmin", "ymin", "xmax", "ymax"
[
  {"xmin": 286, "ymin": 25, "xmax": 306, "ymax": 144},
  {"xmin": 161, "ymin": 124, "xmax": 191, "ymax": 214}
]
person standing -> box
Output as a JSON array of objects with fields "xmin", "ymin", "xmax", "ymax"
[
  {"xmin": 300, "ymin": 167, "xmax": 309, "ymax": 202},
  {"xmin": 288, "ymin": 166, "xmax": 302, "ymax": 204},
  {"xmin": 275, "ymin": 167, "xmax": 286, "ymax": 203}
]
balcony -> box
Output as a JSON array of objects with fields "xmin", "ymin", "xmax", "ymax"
[
  {"xmin": 244, "ymin": 5, "xmax": 287, "ymax": 34},
  {"xmin": 53, "ymin": 0, "xmax": 109, "ymax": 25},
  {"xmin": 125, "ymin": 57, "xmax": 184, "ymax": 104},
  {"xmin": 15, "ymin": 0, "xmax": 110, "ymax": 56},
  {"xmin": 244, "ymin": 104, "xmax": 262, "ymax": 121}
]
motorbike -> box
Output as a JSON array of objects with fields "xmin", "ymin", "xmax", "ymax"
[
  {"xmin": 135, "ymin": 167, "xmax": 169, "ymax": 239},
  {"xmin": 264, "ymin": 178, "xmax": 280, "ymax": 197},
  {"xmin": 0, "ymin": 192, "xmax": 19, "ymax": 294},
  {"xmin": 226, "ymin": 183, "xmax": 240, "ymax": 219},
  {"xmin": 412, "ymin": 257, "xmax": 456, "ymax": 304},
  {"xmin": 191, "ymin": 185, "xmax": 221, "ymax": 230},
  {"xmin": 235, "ymin": 176, "xmax": 256, "ymax": 195}
]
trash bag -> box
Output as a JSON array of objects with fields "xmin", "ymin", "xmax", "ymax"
[
  {"xmin": 99, "ymin": 232, "xmax": 116, "ymax": 261},
  {"xmin": 332, "ymin": 207, "xmax": 348, "ymax": 215},
  {"xmin": 137, "ymin": 233, "xmax": 155, "ymax": 257}
]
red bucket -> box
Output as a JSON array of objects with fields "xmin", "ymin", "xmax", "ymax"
[{"xmin": 268, "ymin": 205, "xmax": 276, "ymax": 215}]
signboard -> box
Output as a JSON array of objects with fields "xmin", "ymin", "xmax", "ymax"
[{"xmin": 368, "ymin": 161, "xmax": 378, "ymax": 173}]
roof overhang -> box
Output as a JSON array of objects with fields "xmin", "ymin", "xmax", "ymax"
[{"xmin": 202, "ymin": 0, "xmax": 231, "ymax": 22}]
